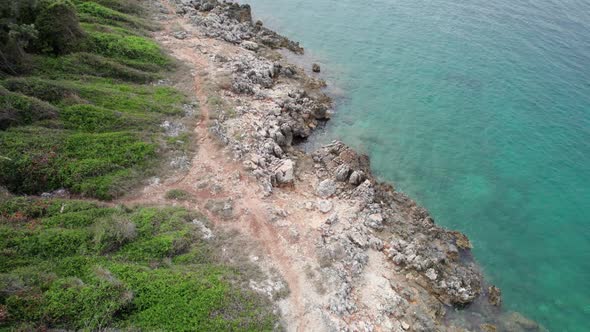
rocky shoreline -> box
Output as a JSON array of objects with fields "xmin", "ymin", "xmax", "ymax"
[{"xmin": 158, "ymin": 1, "xmax": 545, "ymax": 330}]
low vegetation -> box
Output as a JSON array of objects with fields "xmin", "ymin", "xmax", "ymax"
[
  {"xmin": 0, "ymin": 0, "xmax": 191, "ymax": 200},
  {"xmin": 0, "ymin": 1, "xmax": 281, "ymax": 330},
  {"xmin": 165, "ymin": 188, "xmax": 192, "ymax": 201},
  {"xmin": 0, "ymin": 197, "xmax": 279, "ymax": 331}
]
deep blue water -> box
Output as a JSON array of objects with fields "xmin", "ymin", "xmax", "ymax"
[{"xmin": 246, "ymin": 0, "xmax": 590, "ymax": 330}]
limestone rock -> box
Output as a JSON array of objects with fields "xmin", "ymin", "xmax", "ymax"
[
  {"xmin": 172, "ymin": 31, "xmax": 188, "ymax": 39},
  {"xmin": 241, "ymin": 41, "xmax": 259, "ymax": 51},
  {"xmin": 425, "ymin": 268, "xmax": 438, "ymax": 281},
  {"xmin": 318, "ymin": 200, "xmax": 333, "ymax": 213},
  {"xmin": 349, "ymin": 170, "xmax": 365, "ymax": 185},
  {"xmin": 401, "ymin": 321, "xmax": 410, "ymax": 330},
  {"xmin": 316, "ymin": 179, "xmax": 336, "ymax": 198},
  {"xmin": 335, "ymin": 164, "xmax": 351, "ymax": 182},
  {"xmin": 272, "ymin": 159, "xmax": 295, "ymax": 186}
]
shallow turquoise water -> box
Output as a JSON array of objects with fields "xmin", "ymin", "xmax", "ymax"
[{"xmin": 247, "ymin": 0, "xmax": 590, "ymax": 330}]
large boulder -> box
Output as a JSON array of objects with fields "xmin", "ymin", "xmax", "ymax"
[
  {"xmin": 272, "ymin": 159, "xmax": 295, "ymax": 186},
  {"xmin": 227, "ymin": 3, "xmax": 252, "ymax": 23},
  {"xmin": 316, "ymin": 179, "xmax": 336, "ymax": 198}
]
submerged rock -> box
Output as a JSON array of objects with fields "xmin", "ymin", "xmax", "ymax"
[{"xmin": 488, "ymin": 285, "xmax": 502, "ymax": 306}]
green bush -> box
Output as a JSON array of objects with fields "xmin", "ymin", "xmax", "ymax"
[
  {"xmin": 76, "ymin": 0, "xmax": 144, "ymax": 14},
  {"xmin": 93, "ymin": 215, "xmax": 137, "ymax": 253},
  {"xmin": 0, "ymin": 23, "xmax": 38, "ymax": 74},
  {"xmin": 117, "ymin": 233, "xmax": 181, "ymax": 261},
  {"xmin": 73, "ymin": 80, "xmax": 184, "ymax": 115},
  {"xmin": 76, "ymin": 1, "xmax": 154, "ymax": 31},
  {"xmin": 0, "ymin": 127, "xmax": 65, "ymax": 193},
  {"xmin": 86, "ymin": 30, "xmax": 169, "ymax": 66},
  {"xmin": 108, "ymin": 263, "xmax": 277, "ymax": 331},
  {"xmin": 165, "ymin": 189, "xmax": 192, "ymax": 201},
  {"xmin": 34, "ymin": 52, "xmax": 160, "ymax": 82},
  {"xmin": 42, "ymin": 207, "xmax": 119, "ymax": 228},
  {"xmin": 60, "ymin": 104, "xmax": 125, "ymax": 132},
  {"xmin": 0, "ymin": 128, "xmax": 156, "ymax": 198},
  {"xmin": 18, "ymin": 228, "xmax": 92, "ymax": 258},
  {"xmin": 0, "ymin": 196, "xmax": 56, "ymax": 219},
  {"xmin": 2, "ymin": 77, "xmax": 75, "ymax": 103},
  {"xmin": 0, "ymin": 200, "xmax": 280, "ymax": 330},
  {"xmin": 0, "ymin": 86, "xmax": 58, "ymax": 130},
  {"xmin": 34, "ymin": 0, "xmax": 86, "ymax": 55},
  {"xmin": 42, "ymin": 276, "xmax": 132, "ymax": 330}
]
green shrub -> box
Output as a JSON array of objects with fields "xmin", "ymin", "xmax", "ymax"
[
  {"xmin": 0, "ymin": 23, "xmax": 38, "ymax": 75},
  {"xmin": 76, "ymin": 1, "xmax": 154, "ymax": 31},
  {"xmin": 34, "ymin": 52, "xmax": 160, "ymax": 82},
  {"xmin": 5, "ymin": 291, "xmax": 45, "ymax": 323},
  {"xmin": 86, "ymin": 30, "xmax": 169, "ymax": 67},
  {"xmin": 0, "ymin": 127, "xmax": 65, "ymax": 193},
  {"xmin": 108, "ymin": 264, "xmax": 277, "ymax": 331},
  {"xmin": 18, "ymin": 228, "xmax": 92, "ymax": 258},
  {"xmin": 71, "ymin": 80, "xmax": 184, "ymax": 115},
  {"xmin": 0, "ymin": 196, "xmax": 51, "ymax": 220},
  {"xmin": 130, "ymin": 207, "xmax": 191, "ymax": 236},
  {"xmin": 42, "ymin": 207, "xmax": 119, "ymax": 228},
  {"xmin": 118, "ymin": 233, "xmax": 178, "ymax": 261},
  {"xmin": 165, "ymin": 189, "xmax": 192, "ymax": 201},
  {"xmin": 2, "ymin": 77, "xmax": 75, "ymax": 103},
  {"xmin": 75, "ymin": 0, "xmax": 144, "ymax": 14},
  {"xmin": 0, "ymin": 128, "xmax": 156, "ymax": 198},
  {"xmin": 93, "ymin": 215, "xmax": 137, "ymax": 253},
  {"xmin": 34, "ymin": 0, "xmax": 86, "ymax": 55},
  {"xmin": 61, "ymin": 104, "xmax": 124, "ymax": 132},
  {"xmin": 0, "ymin": 200, "xmax": 280, "ymax": 331},
  {"xmin": 0, "ymin": 86, "xmax": 58, "ymax": 130},
  {"xmin": 43, "ymin": 276, "xmax": 132, "ymax": 330}
]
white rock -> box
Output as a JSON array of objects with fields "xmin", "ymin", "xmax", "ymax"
[
  {"xmin": 425, "ymin": 268, "xmax": 438, "ymax": 281},
  {"xmin": 401, "ymin": 321, "xmax": 410, "ymax": 330},
  {"xmin": 318, "ymin": 200, "xmax": 333, "ymax": 213},
  {"xmin": 241, "ymin": 41, "xmax": 259, "ymax": 51},
  {"xmin": 273, "ymin": 159, "xmax": 294, "ymax": 185}
]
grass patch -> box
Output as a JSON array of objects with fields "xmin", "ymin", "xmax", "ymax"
[
  {"xmin": 0, "ymin": 86, "xmax": 58, "ymax": 130},
  {"xmin": 0, "ymin": 127, "xmax": 158, "ymax": 199},
  {"xmin": 0, "ymin": 76, "xmax": 186, "ymax": 199},
  {"xmin": 74, "ymin": 0, "xmax": 145, "ymax": 15},
  {"xmin": 86, "ymin": 30, "xmax": 169, "ymax": 67},
  {"xmin": 0, "ymin": 0, "xmax": 188, "ymax": 199},
  {"xmin": 0, "ymin": 198, "xmax": 279, "ymax": 331},
  {"xmin": 76, "ymin": 1, "xmax": 156, "ymax": 32},
  {"xmin": 33, "ymin": 52, "xmax": 160, "ymax": 82}
]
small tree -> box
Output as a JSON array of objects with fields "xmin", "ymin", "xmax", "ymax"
[
  {"xmin": 34, "ymin": 0, "xmax": 85, "ymax": 55},
  {"xmin": 0, "ymin": 0, "xmax": 39, "ymax": 74}
]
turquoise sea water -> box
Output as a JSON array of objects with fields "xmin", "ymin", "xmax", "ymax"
[{"xmin": 247, "ymin": 0, "xmax": 590, "ymax": 330}]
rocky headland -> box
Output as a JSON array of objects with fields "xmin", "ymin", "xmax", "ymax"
[{"xmin": 138, "ymin": 0, "xmax": 546, "ymax": 330}]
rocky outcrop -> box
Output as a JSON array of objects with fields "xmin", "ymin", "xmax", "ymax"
[
  {"xmin": 175, "ymin": 0, "xmax": 303, "ymax": 54},
  {"xmin": 312, "ymin": 142, "xmax": 483, "ymax": 305}
]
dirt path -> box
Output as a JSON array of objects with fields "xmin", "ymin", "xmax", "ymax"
[{"xmin": 119, "ymin": 2, "xmax": 323, "ymax": 330}]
